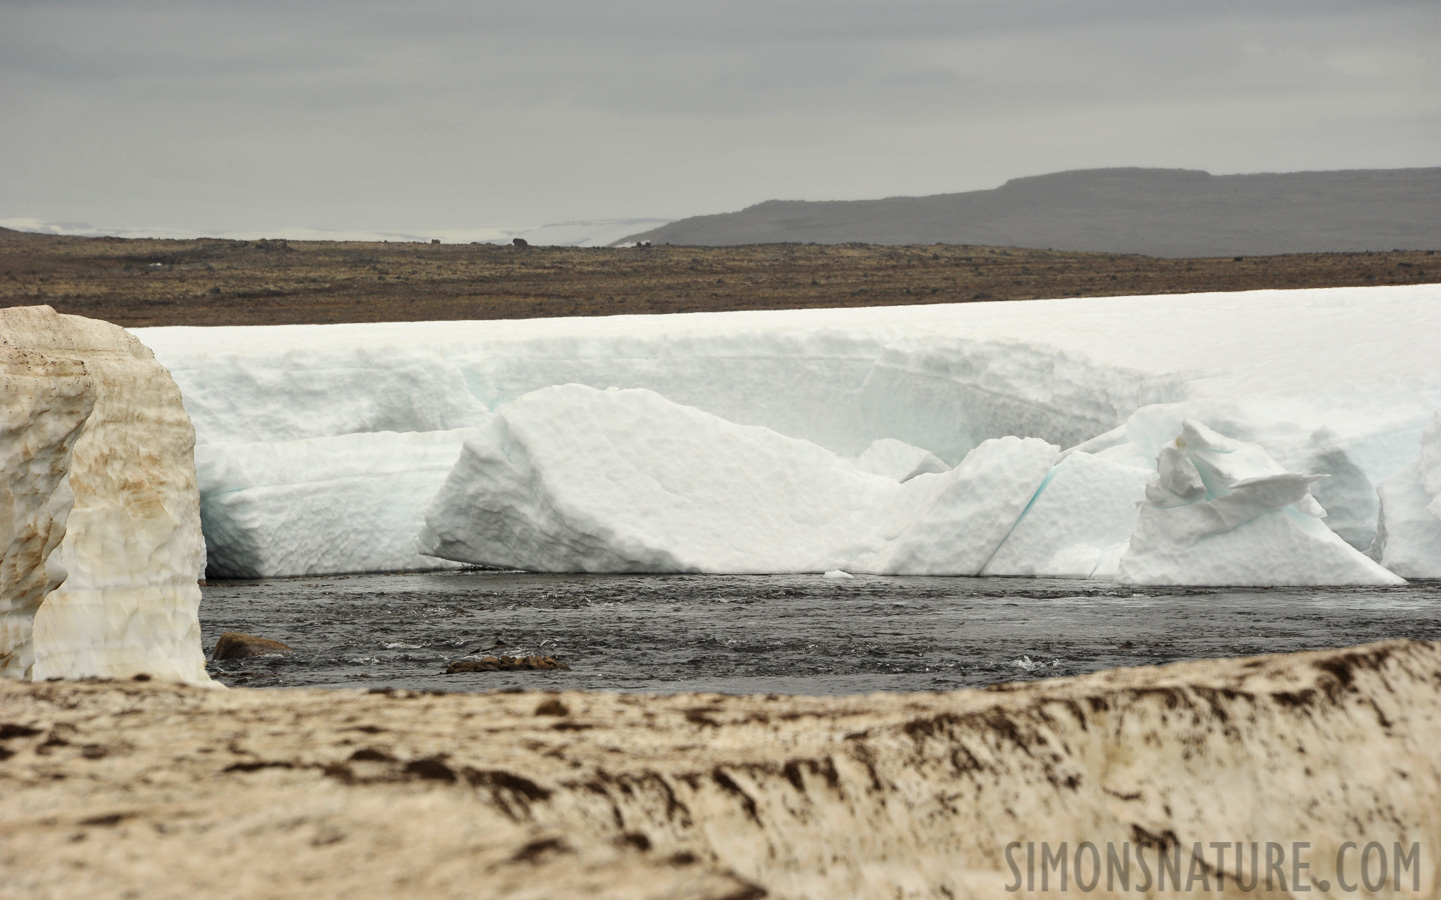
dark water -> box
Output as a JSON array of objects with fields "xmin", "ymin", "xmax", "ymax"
[{"xmin": 199, "ymin": 571, "xmax": 1441, "ymax": 694}]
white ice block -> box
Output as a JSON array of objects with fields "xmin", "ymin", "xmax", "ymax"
[
  {"xmin": 419, "ymin": 385, "xmax": 1061, "ymax": 575},
  {"xmin": 861, "ymin": 436, "xmax": 1058, "ymax": 576},
  {"xmin": 982, "ymin": 451, "xmax": 1152, "ymax": 578},
  {"xmin": 198, "ymin": 429, "xmax": 480, "ymax": 578},
  {"xmin": 419, "ymin": 386, "xmax": 907, "ymax": 573},
  {"xmin": 1117, "ymin": 421, "xmax": 1402, "ymax": 586}
]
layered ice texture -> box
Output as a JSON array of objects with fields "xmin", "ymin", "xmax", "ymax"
[
  {"xmin": 197, "ymin": 429, "xmax": 477, "ymax": 578},
  {"xmin": 1, "ymin": 306, "xmax": 211, "ymax": 684},
  {"xmin": 981, "ymin": 450, "xmax": 1152, "ymax": 579},
  {"xmin": 1115, "ymin": 421, "xmax": 1401, "ymax": 586},
  {"xmin": 132, "ymin": 285, "xmax": 1441, "ymax": 583},
  {"xmin": 1372, "ymin": 412, "xmax": 1441, "ymax": 579},
  {"xmin": 417, "ymin": 385, "xmax": 1058, "ymax": 574}
]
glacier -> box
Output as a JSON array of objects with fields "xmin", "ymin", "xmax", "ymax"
[
  {"xmin": 129, "ymin": 284, "xmax": 1441, "ymax": 582},
  {"xmin": 1, "ymin": 306, "xmax": 211, "ymax": 684}
]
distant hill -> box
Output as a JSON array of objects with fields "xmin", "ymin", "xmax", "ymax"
[{"xmin": 619, "ymin": 167, "xmax": 1441, "ymax": 257}]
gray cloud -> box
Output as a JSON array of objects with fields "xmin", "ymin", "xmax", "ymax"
[{"xmin": 1, "ymin": 1, "xmax": 1436, "ymax": 234}]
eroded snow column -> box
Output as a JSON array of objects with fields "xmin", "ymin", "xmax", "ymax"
[
  {"xmin": 0, "ymin": 306, "xmax": 210, "ymax": 684},
  {"xmin": 1117, "ymin": 420, "xmax": 1402, "ymax": 586},
  {"xmin": 0, "ymin": 347, "xmax": 94, "ymax": 677}
]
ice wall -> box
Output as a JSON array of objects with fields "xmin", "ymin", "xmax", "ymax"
[
  {"xmin": 199, "ymin": 430, "xmax": 478, "ymax": 578},
  {"xmin": 131, "ymin": 285, "xmax": 1441, "ymax": 581},
  {"xmin": 164, "ymin": 345, "xmax": 491, "ymax": 446},
  {"xmin": 136, "ymin": 285, "xmax": 1441, "ymax": 472},
  {"xmin": 1372, "ymin": 411, "xmax": 1441, "ymax": 579},
  {"xmin": 0, "ymin": 306, "xmax": 211, "ymax": 684}
]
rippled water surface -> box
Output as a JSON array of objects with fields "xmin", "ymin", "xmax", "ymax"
[{"xmin": 199, "ymin": 571, "xmax": 1441, "ymax": 694}]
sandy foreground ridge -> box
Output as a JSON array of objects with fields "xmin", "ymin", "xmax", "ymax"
[{"xmin": 2, "ymin": 639, "xmax": 1438, "ymax": 899}]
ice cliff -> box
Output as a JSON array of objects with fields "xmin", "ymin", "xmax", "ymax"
[
  {"xmin": 0, "ymin": 306, "xmax": 210, "ymax": 684},
  {"xmin": 198, "ymin": 429, "xmax": 475, "ymax": 578},
  {"xmin": 131, "ymin": 284, "xmax": 1441, "ymax": 582},
  {"xmin": 1372, "ymin": 411, "xmax": 1441, "ymax": 579}
]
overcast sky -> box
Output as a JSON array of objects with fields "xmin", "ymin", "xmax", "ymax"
[{"xmin": 2, "ymin": 0, "xmax": 1438, "ymax": 238}]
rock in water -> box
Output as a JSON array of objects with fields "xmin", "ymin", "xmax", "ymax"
[
  {"xmin": 446, "ymin": 655, "xmax": 570, "ymax": 673},
  {"xmin": 212, "ymin": 632, "xmax": 295, "ymax": 661},
  {"xmin": 0, "ymin": 306, "xmax": 211, "ymax": 684}
]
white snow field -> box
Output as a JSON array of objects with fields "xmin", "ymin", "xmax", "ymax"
[{"xmin": 131, "ymin": 284, "xmax": 1441, "ymax": 583}]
